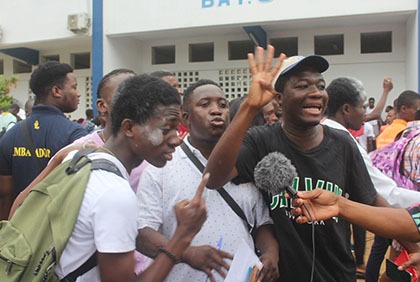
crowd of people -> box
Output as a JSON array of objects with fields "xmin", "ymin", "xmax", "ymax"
[{"xmin": 0, "ymin": 45, "xmax": 419, "ymax": 282}]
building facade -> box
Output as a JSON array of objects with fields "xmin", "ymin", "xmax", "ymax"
[{"xmin": 0, "ymin": 0, "xmax": 418, "ymax": 119}]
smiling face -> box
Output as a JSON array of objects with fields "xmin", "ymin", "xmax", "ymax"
[
  {"xmin": 183, "ymin": 84, "xmax": 229, "ymax": 143},
  {"xmin": 132, "ymin": 104, "xmax": 181, "ymax": 168},
  {"xmin": 278, "ymin": 67, "xmax": 328, "ymax": 128}
]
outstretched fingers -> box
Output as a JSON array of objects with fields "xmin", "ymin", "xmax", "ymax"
[{"xmin": 271, "ymin": 52, "xmax": 286, "ymax": 77}]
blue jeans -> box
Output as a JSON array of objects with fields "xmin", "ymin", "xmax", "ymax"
[{"xmin": 366, "ymin": 235, "xmax": 391, "ymax": 282}]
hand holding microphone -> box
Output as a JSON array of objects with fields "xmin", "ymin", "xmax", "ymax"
[{"xmin": 254, "ymin": 152, "xmax": 313, "ymax": 222}]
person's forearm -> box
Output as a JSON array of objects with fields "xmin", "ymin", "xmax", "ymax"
[
  {"xmin": 255, "ymin": 224, "xmax": 279, "ymax": 258},
  {"xmin": 205, "ymin": 101, "xmax": 259, "ymax": 189},
  {"xmin": 0, "ymin": 194, "xmax": 13, "ymax": 220},
  {"xmin": 137, "ymin": 227, "xmax": 170, "ymax": 258},
  {"xmin": 365, "ymin": 89, "xmax": 390, "ymax": 122},
  {"xmin": 136, "ymin": 226, "xmax": 196, "ymax": 282},
  {"xmin": 0, "ymin": 175, "xmax": 13, "ymax": 220},
  {"xmin": 338, "ymin": 197, "xmax": 419, "ymax": 242}
]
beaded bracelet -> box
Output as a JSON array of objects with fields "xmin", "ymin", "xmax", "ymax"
[{"xmin": 158, "ymin": 247, "xmax": 181, "ymax": 264}]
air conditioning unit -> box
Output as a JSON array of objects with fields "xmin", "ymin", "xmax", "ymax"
[{"xmin": 67, "ymin": 13, "xmax": 90, "ymax": 33}]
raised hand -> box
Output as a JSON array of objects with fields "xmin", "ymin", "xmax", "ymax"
[
  {"xmin": 174, "ymin": 173, "xmax": 208, "ymax": 239},
  {"xmin": 246, "ymin": 45, "xmax": 286, "ymax": 110},
  {"xmin": 383, "ymin": 77, "xmax": 393, "ymax": 93}
]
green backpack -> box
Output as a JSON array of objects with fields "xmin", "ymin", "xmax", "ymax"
[{"xmin": 0, "ymin": 148, "xmax": 122, "ymax": 282}]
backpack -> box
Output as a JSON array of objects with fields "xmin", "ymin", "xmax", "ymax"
[
  {"xmin": 370, "ymin": 127, "xmax": 420, "ymax": 190},
  {"xmin": 0, "ymin": 148, "xmax": 123, "ymax": 282}
]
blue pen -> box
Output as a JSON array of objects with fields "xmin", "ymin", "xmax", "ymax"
[
  {"xmin": 205, "ymin": 236, "xmax": 223, "ymax": 282},
  {"xmin": 217, "ymin": 235, "xmax": 223, "ymax": 250}
]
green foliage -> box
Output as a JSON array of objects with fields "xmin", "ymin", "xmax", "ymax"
[{"xmin": 0, "ymin": 75, "xmax": 18, "ymax": 111}]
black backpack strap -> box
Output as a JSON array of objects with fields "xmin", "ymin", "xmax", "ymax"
[
  {"xmin": 60, "ymin": 252, "xmax": 97, "ymax": 282},
  {"xmin": 65, "ymin": 148, "xmax": 97, "ymax": 175},
  {"xmin": 180, "ymin": 142, "xmax": 253, "ymax": 233}
]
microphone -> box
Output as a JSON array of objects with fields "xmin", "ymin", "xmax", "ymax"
[{"xmin": 254, "ymin": 151, "xmax": 298, "ymax": 198}]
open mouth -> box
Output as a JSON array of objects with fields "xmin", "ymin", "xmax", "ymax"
[{"xmin": 303, "ymin": 104, "xmax": 323, "ymax": 115}]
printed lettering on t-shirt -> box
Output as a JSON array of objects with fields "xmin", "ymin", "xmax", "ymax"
[
  {"xmin": 270, "ymin": 176, "xmax": 342, "ymax": 223},
  {"xmin": 12, "ymin": 147, "xmax": 51, "ymax": 158}
]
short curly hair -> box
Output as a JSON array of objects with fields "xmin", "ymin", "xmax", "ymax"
[
  {"xmin": 29, "ymin": 61, "xmax": 73, "ymax": 101},
  {"xmin": 110, "ymin": 74, "xmax": 181, "ymax": 135}
]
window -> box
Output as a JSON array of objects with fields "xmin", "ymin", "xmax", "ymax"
[
  {"xmin": 314, "ymin": 34, "xmax": 344, "ymax": 55},
  {"xmin": 42, "ymin": 55, "xmax": 60, "ymax": 63},
  {"xmin": 270, "ymin": 37, "xmax": 298, "ymax": 57},
  {"xmin": 176, "ymin": 71, "xmax": 200, "ymax": 93},
  {"xmin": 228, "ymin": 40, "xmax": 255, "ymax": 60},
  {"xmin": 361, "ymin": 31, "xmax": 392, "ymax": 54},
  {"xmin": 152, "ymin": 45, "xmax": 175, "ymax": 65},
  {"xmin": 13, "ymin": 59, "xmax": 32, "ymax": 73},
  {"xmin": 0, "ymin": 60, "xmax": 3, "ymax": 75},
  {"xmin": 71, "ymin": 52, "xmax": 90, "ymax": 69},
  {"xmin": 189, "ymin": 42, "xmax": 214, "ymax": 62}
]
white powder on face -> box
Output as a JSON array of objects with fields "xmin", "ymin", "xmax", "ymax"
[{"xmin": 143, "ymin": 125, "xmax": 164, "ymax": 146}]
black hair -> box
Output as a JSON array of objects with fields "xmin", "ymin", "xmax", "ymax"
[
  {"xmin": 110, "ymin": 74, "xmax": 181, "ymax": 135},
  {"xmin": 96, "ymin": 69, "xmax": 136, "ymax": 99},
  {"xmin": 182, "ymin": 79, "xmax": 222, "ymax": 111},
  {"xmin": 29, "ymin": 61, "xmax": 73, "ymax": 101},
  {"xmin": 326, "ymin": 77, "xmax": 366, "ymax": 117},
  {"xmin": 396, "ymin": 90, "xmax": 420, "ymax": 112},
  {"xmin": 85, "ymin": 108, "xmax": 94, "ymax": 118},
  {"xmin": 368, "ymin": 97, "xmax": 375, "ymax": 102},
  {"xmin": 8, "ymin": 103, "xmax": 20, "ymax": 112},
  {"xmin": 150, "ymin": 70, "xmax": 176, "ymax": 79}
]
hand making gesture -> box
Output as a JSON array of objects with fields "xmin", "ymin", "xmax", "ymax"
[{"xmin": 246, "ymin": 45, "xmax": 286, "ymax": 110}]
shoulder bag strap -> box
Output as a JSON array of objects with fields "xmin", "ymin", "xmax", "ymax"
[
  {"xmin": 60, "ymin": 252, "xmax": 97, "ymax": 282},
  {"xmin": 180, "ymin": 142, "xmax": 253, "ymax": 233}
]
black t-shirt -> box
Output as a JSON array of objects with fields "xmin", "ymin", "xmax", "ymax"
[{"xmin": 234, "ymin": 123, "xmax": 377, "ymax": 282}]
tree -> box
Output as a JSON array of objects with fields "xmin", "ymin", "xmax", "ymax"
[{"xmin": 0, "ymin": 75, "xmax": 18, "ymax": 111}]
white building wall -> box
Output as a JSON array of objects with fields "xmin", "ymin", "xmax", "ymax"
[
  {"xmin": 107, "ymin": 0, "xmax": 417, "ymax": 35},
  {"xmin": 0, "ymin": 0, "xmax": 91, "ymax": 45}
]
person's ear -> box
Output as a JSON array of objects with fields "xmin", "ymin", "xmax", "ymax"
[
  {"xmin": 342, "ymin": 104, "xmax": 351, "ymax": 116},
  {"xmin": 182, "ymin": 111, "xmax": 191, "ymax": 128},
  {"xmin": 276, "ymin": 92, "xmax": 284, "ymax": 105},
  {"xmin": 51, "ymin": 85, "xmax": 62, "ymax": 98},
  {"xmin": 121, "ymin": 119, "xmax": 135, "ymax": 137},
  {"xmin": 96, "ymin": 99, "xmax": 107, "ymax": 114}
]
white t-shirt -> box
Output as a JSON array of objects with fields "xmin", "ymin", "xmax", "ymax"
[
  {"xmin": 357, "ymin": 122, "xmax": 374, "ymax": 151},
  {"xmin": 137, "ymin": 138, "xmax": 272, "ymax": 282},
  {"xmin": 55, "ymin": 151, "xmax": 138, "ymax": 282},
  {"xmin": 366, "ymin": 107, "xmax": 380, "ymax": 137},
  {"xmin": 322, "ymin": 119, "xmax": 420, "ymax": 208}
]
